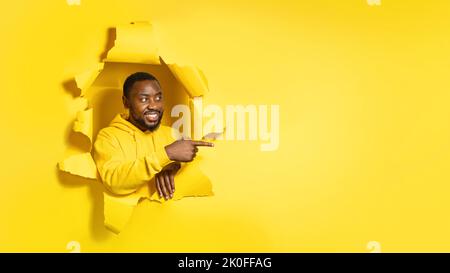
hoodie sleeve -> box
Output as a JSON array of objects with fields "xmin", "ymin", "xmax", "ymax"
[{"xmin": 93, "ymin": 129, "xmax": 172, "ymax": 195}]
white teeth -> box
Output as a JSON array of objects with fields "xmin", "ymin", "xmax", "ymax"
[{"xmin": 146, "ymin": 112, "xmax": 158, "ymax": 119}]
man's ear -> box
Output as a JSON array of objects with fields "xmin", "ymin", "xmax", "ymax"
[{"xmin": 122, "ymin": 95, "xmax": 129, "ymax": 109}]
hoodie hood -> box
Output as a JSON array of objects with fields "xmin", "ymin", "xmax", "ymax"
[{"xmin": 109, "ymin": 113, "xmax": 143, "ymax": 136}]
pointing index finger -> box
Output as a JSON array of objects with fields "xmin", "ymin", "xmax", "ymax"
[{"xmin": 191, "ymin": 140, "xmax": 214, "ymax": 147}]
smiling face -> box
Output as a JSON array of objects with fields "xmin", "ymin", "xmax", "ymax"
[{"xmin": 123, "ymin": 79, "xmax": 164, "ymax": 132}]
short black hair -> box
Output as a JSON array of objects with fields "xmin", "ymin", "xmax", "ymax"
[{"xmin": 123, "ymin": 72, "xmax": 160, "ymax": 98}]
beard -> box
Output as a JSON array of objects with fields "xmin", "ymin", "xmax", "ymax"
[{"xmin": 130, "ymin": 108, "xmax": 163, "ymax": 132}]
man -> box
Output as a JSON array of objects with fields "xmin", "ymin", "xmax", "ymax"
[{"xmin": 93, "ymin": 72, "xmax": 213, "ymax": 200}]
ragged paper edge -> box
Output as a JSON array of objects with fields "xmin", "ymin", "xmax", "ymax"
[
  {"xmin": 73, "ymin": 108, "xmax": 93, "ymax": 148},
  {"xmin": 167, "ymin": 64, "xmax": 208, "ymax": 97},
  {"xmin": 60, "ymin": 21, "xmax": 216, "ymax": 233},
  {"xmin": 75, "ymin": 63, "xmax": 104, "ymax": 97},
  {"xmin": 58, "ymin": 152, "xmax": 98, "ymax": 179},
  {"xmin": 58, "ymin": 65, "xmax": 102, "ymax": 179},
  {"xmin": 104, "ymin": 191, "xmax": 215, "ymax": 235},
  {"xmin": 104, "ymin": 193, "xmax": 215, "ymax": 235},
  {"xmin": 104, "ymin": 21, "xmax": 160, "ymax": 65},
  {"xmin": 149, "ymin": 159, "xmax": 214, "ymax": 203},
  {"xmin": 58, "ymin": 62, "xmax": 104, "ymax": 179}
]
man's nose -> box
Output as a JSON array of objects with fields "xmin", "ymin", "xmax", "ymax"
[{"xmin": 147, "ymin": 99, "xmax": 160, "ymax": 110}]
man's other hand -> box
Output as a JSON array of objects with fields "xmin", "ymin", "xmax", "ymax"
[{"xmin": 155, "ymin": 162, "xmax": 181, "ymax": 200}]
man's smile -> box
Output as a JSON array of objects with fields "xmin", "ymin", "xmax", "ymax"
[{"xmin": 144, "ymin": 110, "xmax": 161, "ymax": 123}]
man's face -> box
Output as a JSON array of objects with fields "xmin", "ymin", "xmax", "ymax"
[{"xmin": 123, "ymin": 79, "xmax": 164, "ymax": 132}]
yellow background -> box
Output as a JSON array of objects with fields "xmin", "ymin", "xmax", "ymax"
[{"xmin": 1, "ymin": 0, "xmax": 450, "ymax": 252}]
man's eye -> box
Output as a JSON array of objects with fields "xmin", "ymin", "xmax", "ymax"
[
  {"xmin": 156, "ymin": 96, "xmax": 162, "ymax": 101},
  {"xmin": 140, "ymin": 98, "xmax": 148, "ymax": 102}
]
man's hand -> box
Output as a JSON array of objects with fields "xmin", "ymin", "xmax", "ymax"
[
  {"xmin": 164, "ymin": 139, "xmax": 214, "ymax": 162},
  {"xmin": 155, "ymin": 162, "xmax": 181, "ymax": 200}
]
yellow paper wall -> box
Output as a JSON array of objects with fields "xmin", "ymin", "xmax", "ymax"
[{"xmin": 1, "ymin": 0, "xmax": 450, "ymax": 252}]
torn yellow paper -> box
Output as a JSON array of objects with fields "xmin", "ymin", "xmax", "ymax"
[
  {"xmin": 149, "ymin": 160, "xmax": 213, "ymax": 202},
  {"xmin": 167, "ymin": 64, "xmax": 209, "ymax": 97},
  {"xmin": 67, "ymin": 97, "xmax": 88, "ymax": 117},
  {"xmin": 61, "ymin": 21, "xmax": 215, "ymax": 234},
  {"xmin": 58, "ymin": 152, "xmax": 98, "ymax": 179},
  {"xmin": 73, "ymin": 108, "xmax": 93, "ymax": 147},
  {"xmin": 75, "ymin": 63, "xmax": 104, "ymax": 96},
  {"xmin": 105, "ymin": 22, "xmax": 160, "ymax": 64}
]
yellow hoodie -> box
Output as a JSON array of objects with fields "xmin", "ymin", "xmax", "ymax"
[
  {"xmin": 93, "ymin": 113, "xmax": 213, "ymax": 233},
  {"xmin": 94, "ymin": 113, "xmax": 176, "ymax": 195}
]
